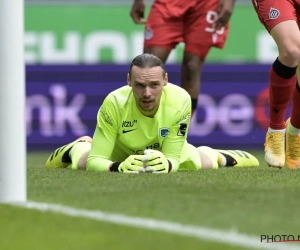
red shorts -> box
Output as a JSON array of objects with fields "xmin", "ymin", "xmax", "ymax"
[
  {"xmin": 144, "ymin": 0, "xmax": 229, "ymax": 60},
  {"xmin": 252, "ymin": 0, "xmax": 300, "ymax": 32}
]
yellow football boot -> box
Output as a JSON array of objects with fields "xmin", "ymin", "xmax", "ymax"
[
  {"xmin": 285, "ymin": 118, "xmax": 300, "ymax": 169},
  {"xmin": 217, "ymin": 150, "xmax": 259, "ymax": 167},
  {"xmin": 45, "ymin": 136, "xmax": 92, "ymax": 168},
  {"xmin": 264, "ymin": 131, "xmax": 285, "ymax": 168}
]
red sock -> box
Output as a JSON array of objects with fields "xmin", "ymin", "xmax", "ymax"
[
  {"xmin": 291, "ymin": 83, "xmax": 300, "ymax": 129},
  {"xmin": 269, "ymin": 68, "xmax": 295, "ymax": 129}
]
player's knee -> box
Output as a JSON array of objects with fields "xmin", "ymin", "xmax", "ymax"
[
  {"xmin": 143, "ymin": 46, "xmax": 170, "ymax": 63},
  {"xmin": 182, "ymin": 54, "xmax": 202, "ymax": 74},
  {"xmin": 279, "ymin": 45, "xmax": 300, "ymax": 66}
]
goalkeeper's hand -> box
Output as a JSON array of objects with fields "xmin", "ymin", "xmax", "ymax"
[
  {"xmin": 143, "ymin": 150, "xmax": 172, "ymax": 173},
  {"xmin": 117, "ymin": 155, "xmax": 145, "ymax": 173}
]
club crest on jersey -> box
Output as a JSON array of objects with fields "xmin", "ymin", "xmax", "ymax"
[
  {"xmin": 159, "ymin": 128, "xmax": 170, "ymax": 138},
  {"xmin": 269, "ymin": 7, "xmax": 280, "ymax": 19},
  {"xmin": 145, "ymin": 26, "xmax": 153, "ymax": 40}
]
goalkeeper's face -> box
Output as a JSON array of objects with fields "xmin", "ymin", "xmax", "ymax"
[{"xmin": 128, "ymin": 66, "xmax": 168, "ymax": 117}]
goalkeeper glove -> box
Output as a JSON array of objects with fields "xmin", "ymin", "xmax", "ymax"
[
  {"xmin": 110, "ymin": 155, "xmax": 145, "ymax": 173},
  {"xmin": 143, "ymin": 150, "xmax": 172, "ymax": 173}
]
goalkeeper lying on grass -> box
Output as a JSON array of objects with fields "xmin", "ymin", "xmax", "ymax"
[{"xmin": 46, "ymin": 53, "xmax": 259, "ymax": 173}]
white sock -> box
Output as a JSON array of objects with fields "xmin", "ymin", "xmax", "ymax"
[
  {"xmin": 268, "ymin": 128, "xmax": 285, "ymax": 134},
  {"xmin": 287, "ymin": 122, "xmax": 300, "ymax": 135}
]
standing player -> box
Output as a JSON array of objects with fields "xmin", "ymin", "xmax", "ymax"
[
  {"xmin": 252, "ymin": 0, "xmax": 300, "ymax": 169},
  {"xmin": 45, "ymin": 54, "xmax": 259, "ymax": 172},
  {"xmin": 130, "ymin": 0, "xmax": 236, "ymax": 115}
]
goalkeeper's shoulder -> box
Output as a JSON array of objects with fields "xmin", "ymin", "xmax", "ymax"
[
  {"xmin": 103, "ymin": 86, "xmax": 133, "ymax": 107},
  {"xmin": 97, "ymin": 86, "xmax": 134, "ymax": 121},
  {"xmin": 163, "ymin": 83, "xmax": 191, "ymax": 109}
]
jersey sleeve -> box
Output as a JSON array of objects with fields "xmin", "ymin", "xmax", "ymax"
[
  {"xmin": 161, "ymin": 97, "xmax": 191, "ymax": 172},
  {"xmin": 86, "ymin": 96, "xmax": 119, "ymax": 172}
]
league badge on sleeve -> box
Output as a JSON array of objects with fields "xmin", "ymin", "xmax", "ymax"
[
  {"xmin": 159, "ymin": 128, "xmax": 170, "ymax": 138},
  {"xmin": 177, "ymin": 124, "xmax": 187, "ymax": 136}
]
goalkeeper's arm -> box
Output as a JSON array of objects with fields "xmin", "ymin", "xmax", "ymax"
[
  {"xmin": 87, "ymin": 127, "xmax": 144, "ymax": 173},
  {"xmin": 86, "ymin": 125, "xmax": 116, "ymax": 172},
  {"xmin": 87, "ymin": 126, "xmax": 145, "ymax": 173},
  {"xmin": 157, "ymin": 96, "xmax": 191, "ymax": 172},
  {"xmin": 87, "ymin": 97, "xmax": 119, "ymax": 172}
]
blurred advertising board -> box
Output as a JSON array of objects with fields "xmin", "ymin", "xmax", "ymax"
[
  {"xmin": 25, "ymin": 5, "xmax": 277, "ymax": 64},
  {"xmin": 26, "ymin": 64, "xmax": 292, "ymax": 150}
]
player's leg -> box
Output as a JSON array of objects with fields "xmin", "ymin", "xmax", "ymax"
[
  {"xmin": 68, "ymin": 141, "xmax": 91, "ymax": 170},
  {"xmin": 285, "ymin": 58, "xmax": 300, "ymax": 169},
  {"xmin": 144, "ymin": 47, "xmax": 170, "ymax": 64},
  {"xmin": 197, "ymin": 146, "xmax": 219, "ymax": 169},
  {"xmin": 181, "ymin": 52, "xmax": 204, "ymax": 116},
  {"xmin": 143, "ymin": 1, "xmax": 184, "ymax": 63},
  {"xmin": 252, "ymin": 0, "xmax": 300, "ymax": 168},
  {"xmin": 180, "ymin": 143, "xmax": 257, "ymax": 170},
  {"xmin": 45, "ymin": 136, "xmax": 91, "ymax": 170},
  {"xmin": 182, "ymin": 0, "xmax": 230, "ymax": 115},
  {"xmin": 197, "ymin": 147, "xmax": 259, "ymax": 169},
  {"xmin": 285, "ymin": 12, "xmax": 300, "ymax": 169}
]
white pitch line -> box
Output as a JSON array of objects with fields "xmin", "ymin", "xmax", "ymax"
[{"xmin": 11, "ymin": 201, "xmax": 300, "ymax": 250}]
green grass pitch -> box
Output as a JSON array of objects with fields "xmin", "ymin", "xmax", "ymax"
[{"xmin": 1, "ymin": 150, "xmax": 300, "ymax": 250}]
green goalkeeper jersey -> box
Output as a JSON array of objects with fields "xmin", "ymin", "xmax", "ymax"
[{"xmin": 87, "ymin": 83, "xmax": 198, "ymax": 172}]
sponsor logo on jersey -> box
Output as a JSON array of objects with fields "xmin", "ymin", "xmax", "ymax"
[
  {"xmin": 145, "ymin": 26, "xmax": 153, "ymax": 40},
  {"xmin": 159, "ymin": 128, "xmax": 170, "ymax": 138},
  {"xmin": 134, "ymin": 143, "xmax": 160, "ymax": 155},
  {"xmin": 122, "ymin": 119, "xmax": 137, "ymax": 127},
  {"xmin": 269, "ymin": 7, "xmax": 280, "ymax": 19},
  {"xmin": 177, "ymin": 124, "xmax": 187, "ymax": 136}
]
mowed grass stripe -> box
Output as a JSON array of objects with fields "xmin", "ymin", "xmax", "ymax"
[{"xmin": 12, "ymin": 201, "xmax": 300, "ymax": 250}]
